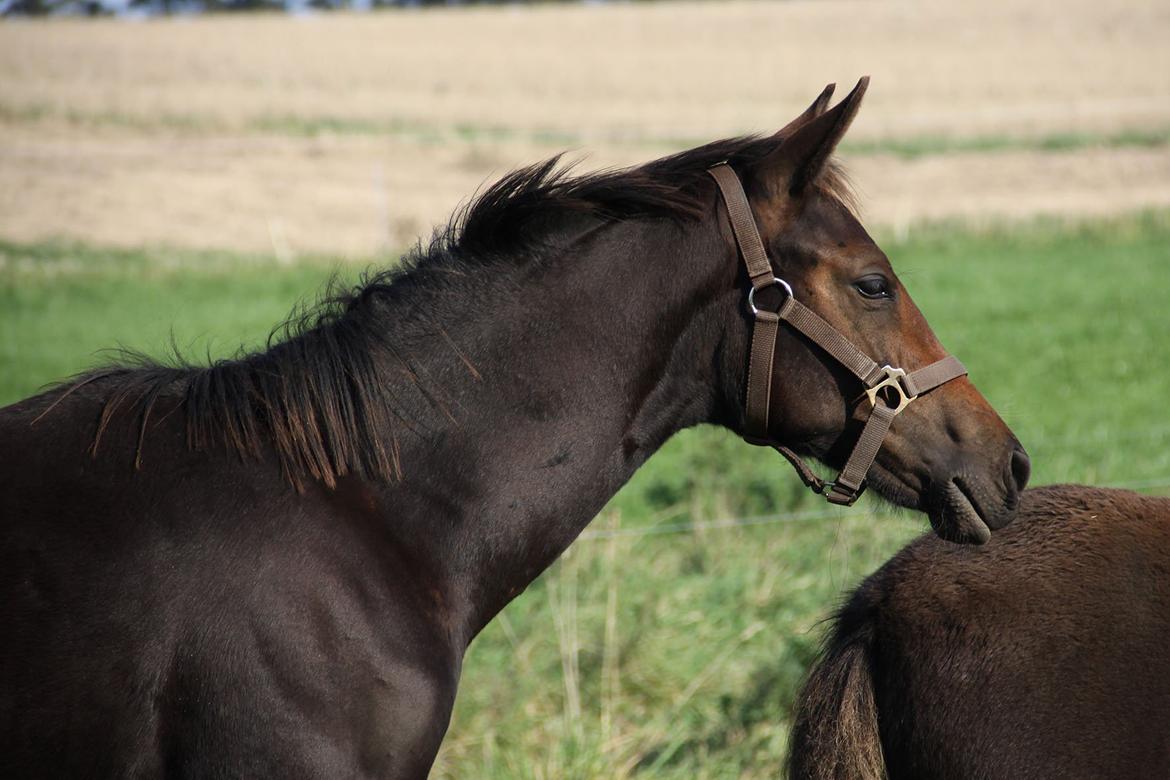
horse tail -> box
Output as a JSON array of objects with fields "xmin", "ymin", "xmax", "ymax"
[{"xmin": 787, "ymin": 594, "xmax": 886, "ymax": 780}]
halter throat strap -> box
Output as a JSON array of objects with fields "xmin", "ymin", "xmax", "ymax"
[{"xmin": 706, "ymin": 163, "xmax": 967, "ymax": 506}]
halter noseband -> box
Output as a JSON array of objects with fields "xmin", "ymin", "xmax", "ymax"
[{"xmin": 707, "ymin": 163, "xmax": 967, "ymax": 506}]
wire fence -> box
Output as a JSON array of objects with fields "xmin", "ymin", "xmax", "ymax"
[
  {"xmin": 577, "ymin": 424, "xmax": 1170, "ymax": 542},
  {"xmin": 578, "ymin": 475, "xmax": 1170, "ymax": 541}
]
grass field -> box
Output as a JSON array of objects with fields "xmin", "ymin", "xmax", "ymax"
[{"xmin": 3, "ymin": 212, "xmax": 1168, "ymax": 776}]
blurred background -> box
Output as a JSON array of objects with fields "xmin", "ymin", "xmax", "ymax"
[{"xmin": 2, "ymin": 1, "xmax": 1168, "ymax": 776}]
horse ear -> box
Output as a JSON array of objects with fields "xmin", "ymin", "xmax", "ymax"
[
  {"xmin": 759, "ymin": 76, "xmax": 869, "ymax": 198},
  {"xmin": 773, "ymin": 83, "xmax": 836, "ymax": 138}
]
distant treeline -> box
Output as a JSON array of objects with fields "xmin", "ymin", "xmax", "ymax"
[{"xmin": 1, "ymin": 0, "xmax": 588, "ymax": 16}]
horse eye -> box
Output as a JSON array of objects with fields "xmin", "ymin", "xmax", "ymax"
[{"xmin": 854, "ymin": 275, "xmax": 891, "ymax": 299}]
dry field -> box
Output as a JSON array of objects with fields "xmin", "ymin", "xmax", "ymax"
[{"xmin": 2, "ymin": 0, "xmax": 1169, "ymax": 256}]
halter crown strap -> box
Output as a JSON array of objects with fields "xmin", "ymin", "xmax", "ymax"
[
  {"xmin": 707, "ymin": 164, "xmax": 781, "ymax": 438},
  {"xmin": 707, "ymin": 163, "xmax": 774, "ymax": 288},
  {"xmin": 706, "ymin": 163, "xmax": 968, "ymax": 506}
]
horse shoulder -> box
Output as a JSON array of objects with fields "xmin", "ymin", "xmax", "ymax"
[{"xmin": 1, "ymin": 389, "xmax": 461, "ymax": 777}]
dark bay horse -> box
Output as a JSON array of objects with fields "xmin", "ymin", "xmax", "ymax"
[
  {"xmin": 1, "ymin": 79, "xmax": 1027, "ymax": 777},
  {"xmin": 788, "ymin": 484, "xmax": 1170, "ymax": 780}
]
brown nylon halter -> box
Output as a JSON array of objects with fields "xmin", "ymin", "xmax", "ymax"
[{"xmin": 707, "ymin": 163, "xmax": 968, "ymax": 506}]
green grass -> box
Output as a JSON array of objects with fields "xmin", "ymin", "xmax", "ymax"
[
  {"xmin": 838, "ymin": 127, "xmax": 1170, "ymax": 159},
  {"xmin": 2, "ymin": 213, "xmax": 1169, "ymax": 777},
  {"xmin": 248, "ymin": 116, "xmax": 1170, "ymax": 159},
  {"xmin": 6, "ymin": 99, "xmax": 1169, "ymax": 158},
  {"xmin": 0, "ymin": 241, "xmax": 388, "ymax": 402}
]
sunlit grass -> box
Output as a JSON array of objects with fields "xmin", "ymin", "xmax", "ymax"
[
  {"xmin": 2, "ymin": 212, "xmax": 1168, "ymax": 776},
  {"xmin": 5, "ymin": 99, "xmax": 1168, "ymax": 159}
]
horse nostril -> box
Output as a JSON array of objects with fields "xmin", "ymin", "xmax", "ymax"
[{"xmin": 1010, "ymin": 445, "xmax": 1032, "ymax": 493}]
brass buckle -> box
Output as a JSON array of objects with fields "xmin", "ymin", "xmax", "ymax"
[{"xmin": 865, "ymin": 365, "xmax": 916, "ymax": 415}]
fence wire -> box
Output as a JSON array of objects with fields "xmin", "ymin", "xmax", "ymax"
[
  {"xmin": 577, "ymin": 422, "xmax": 1170, "ymax": 541},
  {"xmin": 578, "ymin": 474, "xmax": 1170, "ymax": 541}
]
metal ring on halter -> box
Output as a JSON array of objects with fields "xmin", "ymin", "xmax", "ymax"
[{"xmin": 747, "ymin": 277, "xmax": 793, "ymax": 316}]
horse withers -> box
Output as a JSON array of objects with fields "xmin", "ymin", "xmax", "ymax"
[
  {"xmin": 1, "ymin": 79, "xmax": 1027, "ymax": 777},
  {"xmin": 789, "ymin": 484, "xmax": 1170, "ymax": 779}
]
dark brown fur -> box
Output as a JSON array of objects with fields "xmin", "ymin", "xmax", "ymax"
[
  {"xmin": 788, "ymin": 485, "xmax": 1170, "ymax": 779},
  {"xmin": 46, "ymin": 139, "xmax": 857, "ymax": 493},
  {"xmin": 1, "ymin": 81, "xmax": 1027, "ymax": 777}
]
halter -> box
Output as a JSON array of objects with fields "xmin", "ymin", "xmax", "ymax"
[{"xmin": 708, "ymin": 164, "xmax": 967, "ymax": 506}]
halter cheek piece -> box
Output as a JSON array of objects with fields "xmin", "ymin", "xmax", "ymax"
[{"xmin": 707, "ymin": 164, "xmax": 968, "ymax": 506}]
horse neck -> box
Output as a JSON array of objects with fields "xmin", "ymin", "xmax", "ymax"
[{"xmin": 376, "ymin": 215, "xmax": 742, "ymax": 642}]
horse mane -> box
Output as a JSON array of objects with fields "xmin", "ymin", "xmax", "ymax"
[
  {"xmin": 440, "ymin": 135, "xmax": 856, "ymax": 260},
  {"xmin": 55, "ymin": 286, "xmax": 411, "ymax": 491},
  {"xmin": 53, "ymin": 135, "xmax": 856, "ymax": 490}
]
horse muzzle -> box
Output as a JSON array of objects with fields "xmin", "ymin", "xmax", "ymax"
[{"xmin": 924, "ymin": 442, "xmax": 1031, "ymax": 544}]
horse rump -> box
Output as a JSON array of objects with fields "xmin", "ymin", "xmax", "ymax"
[{"xmin": 787, "ymin": 485, "xmax": 1170, "ymax": 780}]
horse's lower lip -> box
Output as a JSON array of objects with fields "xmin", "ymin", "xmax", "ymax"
[{"xmin": 930, "ymin": 480, "xmax": 991, "ymax": 545}]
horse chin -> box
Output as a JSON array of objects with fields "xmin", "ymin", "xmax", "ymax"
[{"xmin": 927, "ymin": 480, "xmax": 992, "ymax": 545}]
